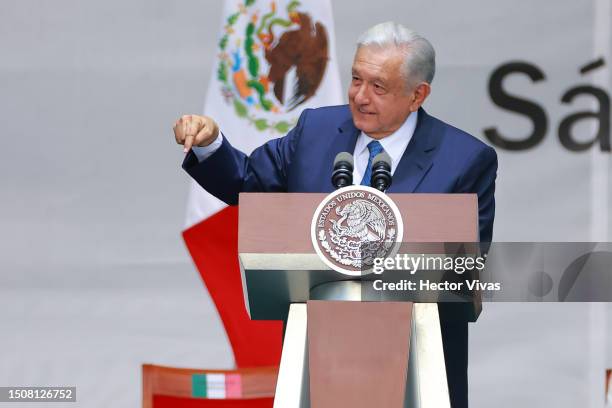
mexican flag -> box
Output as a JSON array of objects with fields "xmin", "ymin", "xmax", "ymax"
[
  {"xmin": 185, "ymin": 0, "xmax": 343, "ymax": 227},
  {"xmin": 182, "ymin": 0, "xmax": 343, "ymax": 369}
]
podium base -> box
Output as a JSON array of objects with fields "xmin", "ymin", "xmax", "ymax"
[{"xmin": 273, "ymin": 300, "xmax": 450, "ymax": 408}]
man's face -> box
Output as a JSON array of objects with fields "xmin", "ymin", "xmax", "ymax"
[{"xmin": 348, "ymin": 46, "xmax": 418, "ymax": 139}]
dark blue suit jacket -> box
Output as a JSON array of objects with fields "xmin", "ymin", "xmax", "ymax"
[{"xmin": 183, "ymin": 104, "xmax": 497, "ymax": 242}]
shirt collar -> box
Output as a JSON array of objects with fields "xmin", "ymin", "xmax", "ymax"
[{"xmin": 354, "ymin": 110, "xmax": 419, "ymax": 167}]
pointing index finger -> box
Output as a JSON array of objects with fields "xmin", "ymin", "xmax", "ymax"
[{"xmin": 184, "ymin": 133, "xmax": 194, "ymax": 153}]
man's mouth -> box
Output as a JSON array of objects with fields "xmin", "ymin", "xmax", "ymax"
[{"xmin": 358, "ymin": 108, "xmax": 376, "ymax": 115}]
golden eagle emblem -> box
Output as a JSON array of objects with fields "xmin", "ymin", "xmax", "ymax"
[{"xmin": 217, "ymin": 1, "xmax": 329, "ymax": 133}]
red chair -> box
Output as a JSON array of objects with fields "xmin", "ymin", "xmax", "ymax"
[{"xmin": 142, "ymin": 364, "xmax": 276, "ymax": 408}]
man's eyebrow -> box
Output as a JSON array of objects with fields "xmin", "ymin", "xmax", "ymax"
[
  {"xmin": 351, "ymin": 68, "xmax": 387, "ymax": 83},
  {"xmin": 369, "ymin": 75, "xmax": 388, "ymax": 86},
  {"xmin": 373, "ymin": 76, "xmax": 388, "ymax": 84}
]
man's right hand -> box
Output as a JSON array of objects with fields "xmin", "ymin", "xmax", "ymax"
[{"xmin": 173, "ymin": 114, "xmax": 220, "ymax": 153}]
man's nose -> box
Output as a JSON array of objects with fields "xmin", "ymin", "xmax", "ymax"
[{"xmin": 354, "ymin": 83, "xmax": 370, "ymax": 105}]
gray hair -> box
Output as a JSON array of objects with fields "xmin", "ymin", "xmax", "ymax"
[{"xmin": 356, "ymin": 22, "xmax": 436, "ymax": 86}]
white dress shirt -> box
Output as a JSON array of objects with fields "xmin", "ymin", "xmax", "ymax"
[
  {"xmin": 192, "ymin": 132, "xmax": 224, "ymax": 161},
  {"xmin": 192, "ymin": 111, "xmax": 419, "ymax": 185},
  {"xmin": 352, "ymin": 111, "xmax": 417, "ymax": 184}
]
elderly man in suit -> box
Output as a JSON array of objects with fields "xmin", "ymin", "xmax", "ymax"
[{"xmin": 174, "ymin": 21, "xmax": 497, "ymax": 408}]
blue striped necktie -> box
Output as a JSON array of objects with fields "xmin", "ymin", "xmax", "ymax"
[{"xmin": 360, "ymin": 140, "xmax": 384, "ymax": 186}]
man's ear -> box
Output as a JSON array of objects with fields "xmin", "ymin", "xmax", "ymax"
[{"xmin": 409, "ymin": 82, "xmax": 431, "ymax": 112}]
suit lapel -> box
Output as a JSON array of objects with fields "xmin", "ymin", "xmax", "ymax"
[
  {"xmin": 387, "ymin": 108, "xmax": 440, "ymax": 193},
  {"xmin": 335, "ymin": 117, "xmax": 361, "ymax": 154},
  {"xmin": 318, "ymin": 117, "xmax": 360, "ymax": 191}
]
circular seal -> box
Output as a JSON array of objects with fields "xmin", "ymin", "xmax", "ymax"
[{"xmin": 311, "ymin": 186, "xmax": 404, "ymax": 276}]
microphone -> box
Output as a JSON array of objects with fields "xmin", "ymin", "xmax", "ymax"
[
  {"xmin": 331, "ymin": 152, "xmax": 354, "ymax": 189},
  {"xmin": 370, "ymin": 152, "xmax": 392, "ymax": 191}
]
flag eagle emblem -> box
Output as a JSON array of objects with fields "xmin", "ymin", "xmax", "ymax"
[{"xmin": 217, "ymin": 0, "xmax": 330, "ymax": 133}]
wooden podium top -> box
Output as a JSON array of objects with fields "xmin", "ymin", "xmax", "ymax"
[
  {"xmin": 239, "ymin": 192, "xmax": 478, "ymax": 254},
  {"xmin": 237, "ymin": 192, "xmax": 481, "ymax": 321}
]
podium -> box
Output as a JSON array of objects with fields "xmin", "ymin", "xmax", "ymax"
[{"xmin": 238, "ymin": 192, "xmax": 480, "ymax": 407}]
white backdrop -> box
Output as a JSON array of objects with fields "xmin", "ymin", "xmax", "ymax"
[{"xmin": 1, "ymin": 1, "xmax": 611, "ymax": 407}]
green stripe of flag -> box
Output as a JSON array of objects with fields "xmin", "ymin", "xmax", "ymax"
[{"xmin": 191, "ymin": 374, "xmax": 208, "ymax": 397}]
